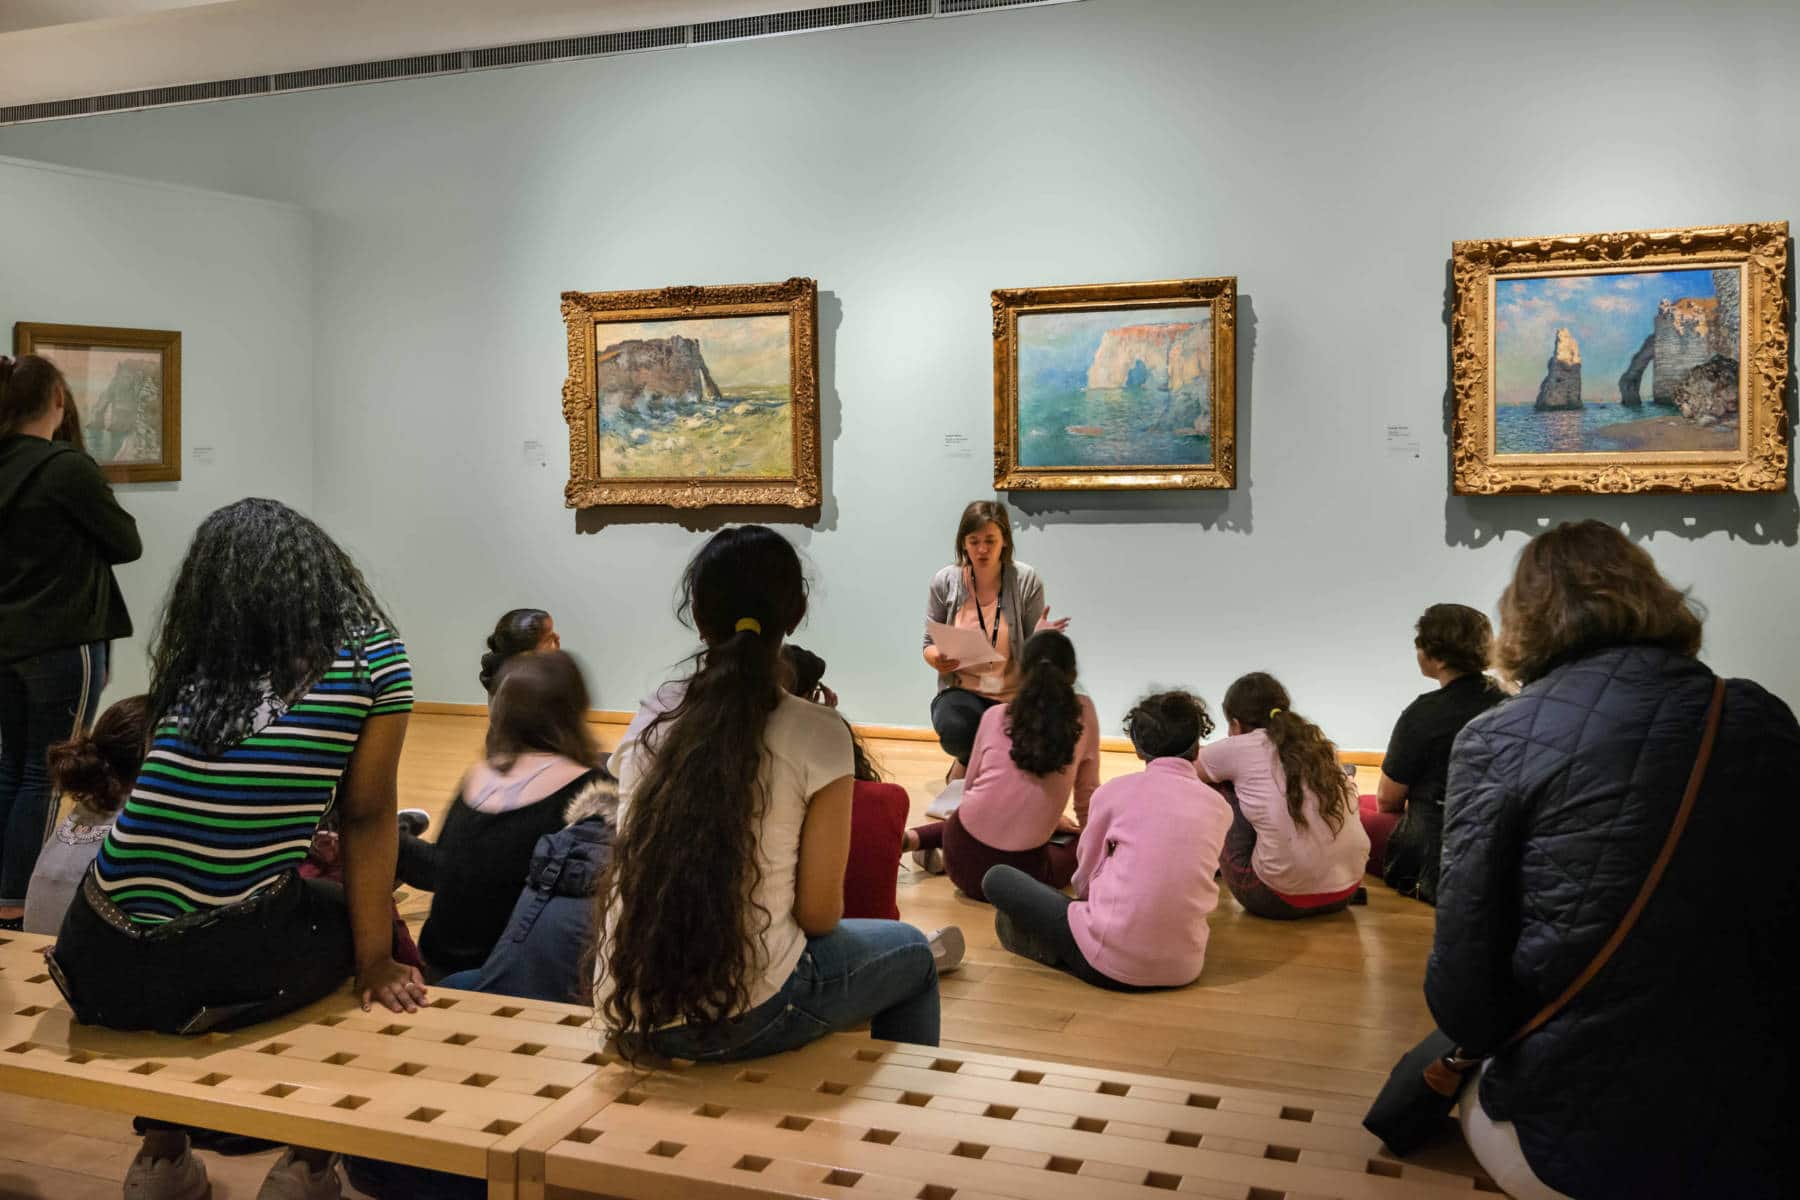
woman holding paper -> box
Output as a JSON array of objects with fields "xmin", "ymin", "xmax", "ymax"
[{"xmin": 922, "ymin": 501, "xmax": 1067, "ymax": 771}]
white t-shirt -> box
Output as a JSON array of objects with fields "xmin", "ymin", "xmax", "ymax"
[
  {"xmin": 1196, "ymin": 729, "xmax": 1368, "ymax": 897},
  {"xmin": 597, "ymin": 682, "xmax": 853, "ymax": 1020}
]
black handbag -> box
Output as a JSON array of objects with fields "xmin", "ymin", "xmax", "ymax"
[{"xmin": 1364, "ymin": 677, "xmax": 1725, "ymax": 1156}]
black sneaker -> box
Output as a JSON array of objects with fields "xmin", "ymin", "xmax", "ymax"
[{"xmin": 397, "ymin": 809, "xmax": 431, "ymax": 838}]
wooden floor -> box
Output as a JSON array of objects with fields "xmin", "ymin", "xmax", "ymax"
[{"xmin": 1, "ymin": 716, "xmax": 1441, "ymax": 1198}]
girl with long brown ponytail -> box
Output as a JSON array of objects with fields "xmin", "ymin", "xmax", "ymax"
[
  {"xmin": 594, "ymin": 526, "xmax": 955, "ymax": 1063},
  {"xmin": 1196, "ymin": 672, "xmax": 1369, "ymax": 919}
]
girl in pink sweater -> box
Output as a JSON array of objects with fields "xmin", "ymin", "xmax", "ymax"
[
  {"xmin": 1196, "ymin": 672, "xmax": 1369, "ymax": 919},
  {"xmin": 985, "ymin": 690, "xmax": 1231, "ymax": 989},
  {"xmin": 904, "ymin": 631, "xmax": 1099, "ymax": 902}
]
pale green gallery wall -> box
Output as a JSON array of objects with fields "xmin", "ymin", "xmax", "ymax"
[
  {"xmin": 0, "ymin": 154, "xmax": 316, "ymax": 699},
  {"xmin": 2, "ymin": 0, "xmax": 1796, "ymax": 745}
]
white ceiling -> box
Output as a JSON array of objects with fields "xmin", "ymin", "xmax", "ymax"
[{"xmin": 0, "ymin": 0, "xmax": 805, "ymax": 109}]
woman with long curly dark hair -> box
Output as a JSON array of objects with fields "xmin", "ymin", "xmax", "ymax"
[
  {"xmin": 904, "ymin": 630, "xmax": 1100, "ymax": 902},
  {"xmin": 1, "ymin": 354, "xmax": 141, "ymax": 931},
  {"xmin": 1197, "ymin": 672, "xmax": 1368, "ymax": 919},
  {"xmin": 594, "ymin": 526, "xmax": 953, "ymax": 1063},
  {"xmin": 46, "ymin": 497, "xmax": 425, "ymax": 1198}
]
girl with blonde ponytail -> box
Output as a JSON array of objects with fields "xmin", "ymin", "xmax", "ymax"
[{"xmin": 1196, "ymin": 672, "xmax": 1369, "ymax": 919}]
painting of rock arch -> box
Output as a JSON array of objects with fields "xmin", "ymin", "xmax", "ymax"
[
  {"xmin": 1450, "ymin": 221, "xmax": 1789, "ymax": 495},
  {"xmin": 993, "ymin": 277, "xmax": 1237, "ymax": 491},
  {"xmin": 1491, "ymin": 266, "xmax": 1742, "ymax": 456}
]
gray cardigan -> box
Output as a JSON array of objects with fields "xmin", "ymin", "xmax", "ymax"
[{"xmin": 923, "ymin": 561, "xmax": 1045, "ymax": 693}]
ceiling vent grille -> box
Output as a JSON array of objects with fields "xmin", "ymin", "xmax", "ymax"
[
  {"xmin": 468, "ymin": 25, "xmax": 689, "ymax": 70},
  {"xmin": 0, "ymin": 0, "xmax": 1081, "ymax": 125},
  {"xmin": 940, "ymin": 0, "xmax": 1060, "ymax": 13},
  {"xmin": 272, "ymin": 53, "xmax": 463, "ymax": 93},
  {"xmin": 692, "ymin": 0, "xmax": 929, "ymax": 45}
]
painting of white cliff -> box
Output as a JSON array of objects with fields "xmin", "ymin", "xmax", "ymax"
[
  {"xmin": 993, "ymin": 277, "xmax": 1236, "ymax": 491},
  {"xmin": 1451, "ymin": 223, "xmax": 1789, "ymax": 495},
  {"xmin": 561, "ymin": 278, "xmax": 820, "ymax": 509}
]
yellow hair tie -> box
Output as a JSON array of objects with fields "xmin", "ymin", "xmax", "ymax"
[
  {"xmin": 1268, "ymin": 707, "xmax": 1283, "ymax": 719},
  {"xmin": 735, "ymin": 618, "xmax": 762, "ymax": 635}
]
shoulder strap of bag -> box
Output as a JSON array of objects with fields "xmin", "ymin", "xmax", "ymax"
[{"xmin": 1500, "ymin": 675, "xmax": 1725, "ymax": 1050}]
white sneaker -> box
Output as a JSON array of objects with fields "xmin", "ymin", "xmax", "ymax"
[
  {"xmin": 255, "ymin": 1149, "xmax": 342, "ymax": 1200},
  {"xmin": 123, "ymin": 1145, "xmax": 209, "ymax": 1200},
  {"xmin": 910, "ymin": 848, "xmax": 945, "ymax": 875},
  {"xmin": 927, "ymin": 926, "xmax": 966, "ymax": 974}
]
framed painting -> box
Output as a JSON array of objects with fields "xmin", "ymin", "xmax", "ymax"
[
  {"xmin": 993, "ymin": 277, "xmax": 1236, "ymax": 491},
  {"xmin": 13, "ymin": 322, "xmax": 181, "ymax": 484},
  {"xmin": 561, "ymin": 278, "xmax": 820, "ymax": 509},
  {"xmin": 1450, "ymin": 221, "xmax": 1790, "ymax": 495}
]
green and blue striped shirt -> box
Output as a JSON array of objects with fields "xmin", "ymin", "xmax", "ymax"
[{"xmin": 94, "ymin": 629, "xmax": 413, "ymax": 923}]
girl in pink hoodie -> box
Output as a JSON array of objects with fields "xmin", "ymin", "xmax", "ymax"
[{"xmin": 984, "ymin": 690, "xmax": 1232, "ymax": 990}]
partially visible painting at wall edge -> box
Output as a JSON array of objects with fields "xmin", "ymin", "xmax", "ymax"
[
  {"xmin": 1449, "ymin": 221, "xmax": 1790, "ymax": 496},
  {"xmin": 992, "ymin": 276, "xmax": 1237, "ymax": 492},
  {"xmin": 561, "ymin": 277, "xmax": 821, "ymax": 511},
  {"xmin": 12, "ymin": 321, "xmax": 182, "ymax": 485}
]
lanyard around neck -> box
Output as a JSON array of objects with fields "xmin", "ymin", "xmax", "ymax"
[{"xmin": 967, "ymin": 569, "xmax": 1003, "ymax": 647}]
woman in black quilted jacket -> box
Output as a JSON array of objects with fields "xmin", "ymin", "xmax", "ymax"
[{"xmin": 1427, "ymin": 520, "xmax": 1796, "ymax": 1199}]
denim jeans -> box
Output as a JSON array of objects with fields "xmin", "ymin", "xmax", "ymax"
[
  {"xmin": 0, "ymin": 641, "xmax": 108, "ymax": 905},
  {"xmin": 647, "ymin": 920, "xmax": 940, "ymax": 1062}
]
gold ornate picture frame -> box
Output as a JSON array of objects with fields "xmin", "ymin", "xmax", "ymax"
[
  {"xmin": 14, "ymin": 322, "xmax": 182, "ymax": 484},
  {"xmin": 562, "ymin": 278, "xmax": 820, "ymax": 509},
  {"xmin": 1450, "ymin": 222, "xmax": 1789, "ymax": 495},
  {"xmin": 992, "ymin": 277, "xmax": 1236, "ymax": 491}
]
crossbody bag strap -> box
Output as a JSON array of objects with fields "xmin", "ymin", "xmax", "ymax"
[
  {"xmin": 1503, "ymin": 674, "xmax": 1726, "ymax": 1049},
  {"xmin": 1432, "ymin": 675, "xmax": 1726, "ymax": 1090}
]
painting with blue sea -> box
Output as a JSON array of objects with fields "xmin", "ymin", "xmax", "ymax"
[
  {"xmin": 1016, "ymin": 305, "xmax": 1214, "ymax": 468},
  {"xmin": 592, "ymin": 314, "xmax": 793, "ymax": 478},
  {"xmin": 1491, "ymin": 266, "xmax": 1743, "ymax": 456}
]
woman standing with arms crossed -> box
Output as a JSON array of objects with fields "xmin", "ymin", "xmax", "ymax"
[
  {"xmin": 0, "ymin": 355, "xmax": 141, "ymax": 932},
  {"xmin": 922, "ymin": 501, "xmax": 1067, "ymax": 779}
]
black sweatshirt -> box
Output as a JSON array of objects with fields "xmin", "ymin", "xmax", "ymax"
[{"xmin": 0, "ymin": 435, "xmax": 142, "ymax": 663}]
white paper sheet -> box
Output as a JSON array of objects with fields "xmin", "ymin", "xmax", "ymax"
[{"xmin": 926, "ymin": 620, "xmax": 1004, "ymax": 669}]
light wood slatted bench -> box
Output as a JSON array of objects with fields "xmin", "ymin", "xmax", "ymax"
[
  {"xmin": 0, "ymin": 929, "xmax": 607, "ymax": 1199},
  {"xmin": 5, "ymin": 929, "xmax": 1491, "ymax": 1200},
  {"xmin": 513, "ymin": 1038, "xmax": 1502, "ymax": 1200}
]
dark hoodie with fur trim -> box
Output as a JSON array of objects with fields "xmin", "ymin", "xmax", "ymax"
[
  {"xmin": 0, "ymin": 435, "xmax": 140, "ymax": 663},
  {"xmin": 461, "ymin": 777, "xmax": 617, "ymax": 1004}
]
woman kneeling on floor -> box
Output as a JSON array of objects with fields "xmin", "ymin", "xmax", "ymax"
[
  {"xmin": 903, "ymin": 630, "xmax": 1099, "ymax": 902},
  {"xmin": 986, "ymin": 689, "xmax": 1232, "ymax": 990},
  {"xmin": 595, "ymin": 525, "xmax": 958, "ymax": 1064},
  {"xmin": 1196, "ymin": 673, "xmax": 1369, "ymax": 919}
]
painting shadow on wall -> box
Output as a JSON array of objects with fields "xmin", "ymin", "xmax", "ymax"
[
  {"xmin": 1438, "ymin": 261, "xmax": 1798, "ymax": 548},
  {"xmin": 575, "ymin": 290, "xmax": 843, "ymax": 535},
  {"xmin": 1011, "ymin": 294, "xmax": 1257, "ymax": 533}
]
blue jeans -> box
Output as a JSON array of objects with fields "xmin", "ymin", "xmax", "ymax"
[
  {"xmin": 0, "ymin": 641, "xmax": 108, "ymax": 905},
  {"xmin": 647, "ymin": 920, "xmax": 940, "ymax": 1062}
]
